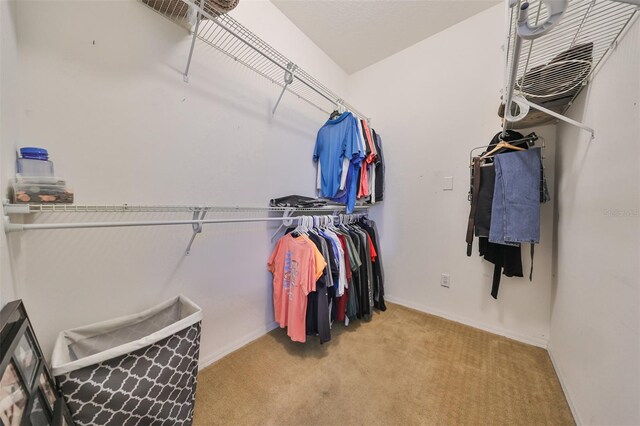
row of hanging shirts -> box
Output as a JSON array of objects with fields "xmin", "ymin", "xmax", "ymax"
[
  {"xmin": 313, "ymin": 110, "xmax": 385, "ymax": 214},
  {"xmin": 268, "ymin": 214, "xmax": 385, "ymax": 343}
]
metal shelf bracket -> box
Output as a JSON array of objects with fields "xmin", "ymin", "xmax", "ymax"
[
  {"xmin": 518, "ymin": 96, "xmax": 595, "ymax": 138},
  {"xmin": 270, "ymin": 208, "xmax": 295, "ymax": 241},
  {"xmin": 3, "ymin": 215, "xmax": 24, "ymax": 233},
  {"xmin": 272, "ymin": 63, "xmax": 297, "ymax": 115},
  {"xmin": 183, "ymin": 0, "xmax": 204, "ymax": 83},
  {"xmin": 185, "ymin": 208, "xmax": 207, "ymax": 255},
  {"xmin": 140, "ymin": 0, "xmax": 370, "ymax": 121}
]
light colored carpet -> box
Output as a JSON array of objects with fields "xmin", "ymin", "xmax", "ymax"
[{"xmin": 193, "ymin": 303, "xmax": 574, "ymax": 425}]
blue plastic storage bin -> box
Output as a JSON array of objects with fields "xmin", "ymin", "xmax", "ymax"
[{"xmin": 20, "ymin": 147, "xmax": 49, "ymax": 160}]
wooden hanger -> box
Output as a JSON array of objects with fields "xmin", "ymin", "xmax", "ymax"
[{"xmin": 480, "ymin": 140, "xmax": 525, "ymax": 160}]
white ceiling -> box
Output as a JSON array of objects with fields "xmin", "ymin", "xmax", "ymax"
[{"xmin": 271, "ymin": 0, "xmax": 500, "ymax": 74}]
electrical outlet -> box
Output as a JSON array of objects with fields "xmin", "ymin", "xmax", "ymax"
[{"xmin": 440, "ymin": 273, "xmax": 450, "ymax": 288}]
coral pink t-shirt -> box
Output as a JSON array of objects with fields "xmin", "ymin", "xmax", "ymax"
[{"xmin": 268, "ymin": 234, "xmax": 326, "ymax": 342}]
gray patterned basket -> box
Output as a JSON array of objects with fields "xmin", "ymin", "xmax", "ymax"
[{"xmin": 51, "ymin": 296, "xmax": 202, "ymax": 426}]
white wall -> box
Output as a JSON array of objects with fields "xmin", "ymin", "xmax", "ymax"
[
  {"xmin": 0, "ymin": 0, "xmax": 20, "ymax": 305},
  {"xmin": 7, "ymin": 1, "xmax": 639, "ymax": 421},
  {"xmin": 7, "ymin": 0, "xmax": 348, "ymax": 363},
  {"xmin": 549, "ymin": 20, "xmax": 639, "ymax": 425},
  {"xmin": 347, "ymin": 4, "xmax": 555, "ymax": 346}
]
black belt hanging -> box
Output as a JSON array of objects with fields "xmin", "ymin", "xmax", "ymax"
[
  {"xmin": 491, "ymin": 264, "xmax": 501, "ymax": 299},
  {"xmin": 466, "ymin": 157, "xmax": 481, "ymax": 256},
  {"xmin": 530, "ymin": 244, "xmax": 534, "ymax": 281}
]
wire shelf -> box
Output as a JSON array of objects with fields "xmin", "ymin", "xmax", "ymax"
[
  {"xmin": 140, "ymin": 0, "xmax": 369, "ymax": 120},
  {"xmin": 4, "ymin": 203, "xmax": 369, "ymax": 243},
  {"xmin": 5, "ymin": 203, "xmax": 370, "ymax": 214},
  {"xmin": 504, "ymin": 0, "xmax": 637, "ymax": 111}
]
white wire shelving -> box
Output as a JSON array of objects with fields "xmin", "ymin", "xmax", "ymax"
[
  {"xmin": 3, "ymin": 202, "xmax": 370, "ymax": 254},
  {"xmin": 141, "ymin": 0, "xmax": 369, "ymax": 120},
  {"xmin": 502, "ymin": 0, "xmax": 638, "ymax": 137},
  {"xmin": 3, "ymin": 204, "xmax": 369, "ymax": 215}
]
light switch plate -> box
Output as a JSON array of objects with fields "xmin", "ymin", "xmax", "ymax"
[{"xmin": 443, "ymin": 176, "xmax": 453, "ymax": 191}]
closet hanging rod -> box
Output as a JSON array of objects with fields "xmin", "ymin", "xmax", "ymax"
[
  {"xmin": 3, "ymin": 214, "xmax": 365, "ymax": 234},
  {"xmin": 4, "ymin": 216, "xmax": 286, "ymax": 232},
  {"xmin": 2, "ymin": 202, "xmax": 369, "ymax": 215}
]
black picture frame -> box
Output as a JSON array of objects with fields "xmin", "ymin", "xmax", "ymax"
[{"xmin": 0, "ymin": 300, "xmax": 74, "ymax": 426}]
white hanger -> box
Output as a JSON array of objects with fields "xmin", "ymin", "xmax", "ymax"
[
  {"xmin": 294, "ymin": 216, "xmax": 307, "ymax": 235},
  {"xmin": 309, "ymin": 216, "xmax": 319, "ymax": 235}
]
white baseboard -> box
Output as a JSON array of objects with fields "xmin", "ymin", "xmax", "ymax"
[
  {"xmin": 548, "ymin": 346, "xmax": 582, "ymax": 425},
  {"xmin": 385, "ymin": 295, "xmax": 549, "ymax": 348},
  {"xmin": 198, "ymin": 321, "xmax": 279, "ymax": 370}
]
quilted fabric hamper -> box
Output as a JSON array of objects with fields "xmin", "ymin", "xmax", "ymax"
[{"xmin": 51, "ymin": 296, "xmax": 202, "ymax": 426}]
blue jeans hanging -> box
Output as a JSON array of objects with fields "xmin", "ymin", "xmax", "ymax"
[{"xmin": 489, "ymin": 148, "xmax": 541, "ymax": 245}]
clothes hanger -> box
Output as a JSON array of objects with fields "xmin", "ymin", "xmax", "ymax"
[
  {"xmin": 309, "ymin": 216, "xmax": 319, "ymax": 235},
  {"xmin": 331, "ymin": 215, "xmax": 343, "ymax": 233},
  {"xmin": 338, "ymin": 214, "xmax": 350, "ymax": 231},
  {"xmin": 292, "ymin": 216, "xmax": 303, "ymax": 237},
  {"xmin": 469, "ymin": 132, "xmax": 539, "ymax": 167},
  {"xmin": 468, "ymin": 132, "xmax": 541, "ymax": 205},
  {"xmin": 327, "ymin": 215, "xmax": 339, "ymax": 232},
  {"xmin": 319, "ymin": 215, "xmax": 330, "ymax": 230},
  {"xmin": 293, "ymin": 216, "xmax": 309, "ymax": 236},
  {"xmin": 480, "ymin": 139, "xmax": 526, "ymax": 160},
  {"xmin": 290, "ymin": 217, "xmax": 300, "ymax": 237},
  {"xmin": 330, "ymin": 102, "xmax": 349, "ymax": 120},
  {"xmin": 303, "ymin": 216, "xmax": 311, "ymax": 235}
]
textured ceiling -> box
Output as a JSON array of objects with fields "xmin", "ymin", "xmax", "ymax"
[{"xmin": 271, "ymin": 0, "xmax": 500, "ymax": 74}]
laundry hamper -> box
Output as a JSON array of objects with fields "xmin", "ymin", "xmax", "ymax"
[{"xmin": 51, "ymin": 295, "xmax": 202, "ymax": 426}]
